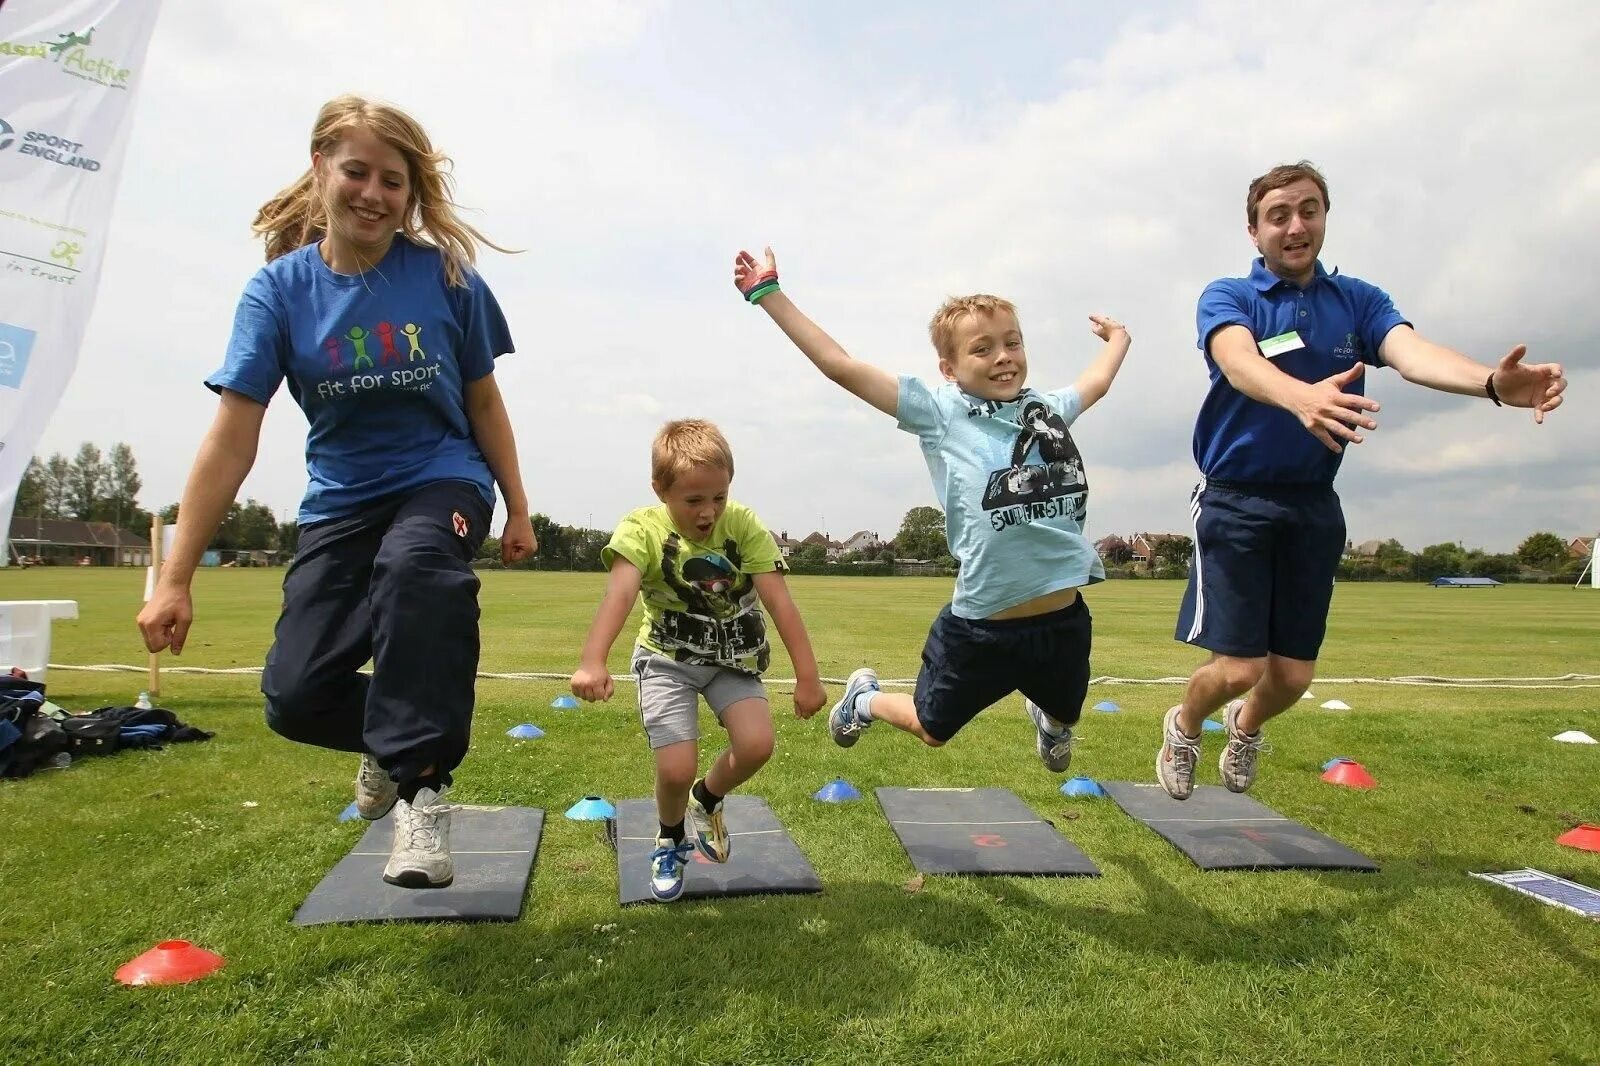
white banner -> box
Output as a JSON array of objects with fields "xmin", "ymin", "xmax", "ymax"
[{"xmin": 0, "ymin": 0, "xmax": 162, "ymax": 564}]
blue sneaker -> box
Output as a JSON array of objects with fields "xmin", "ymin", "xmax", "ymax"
[
  {"xmin": 649, "ymin": 836, "xmax": 695, "ymax": 902},
  {"xmin": 1025, "ymin": 699, "xmax": 1074, "ymax": 773},
  {"xmin": 828, "ymin": 667, "xmax": 879, "ymax": 748}
]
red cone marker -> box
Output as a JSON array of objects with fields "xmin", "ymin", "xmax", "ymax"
[
  {"xmin": 1556, "ymin": 824, "xmax": 1600, "ymax": 853},
  {"xmin": 1320, "ymin": 760, "xmax": 1377, "ymax": 789},
  {"xmin": 115, "ymin": 940, "xmax": 226, "ymax": 986}
]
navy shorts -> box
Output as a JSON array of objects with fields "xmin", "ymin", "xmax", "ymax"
[
  {"xmin": 1175, "ymin": 480, "xmax": 1345, "ymax": 661},
  {"xmin": 914, "ymin": 597, "xmax": 1092, "ymax": 743}
]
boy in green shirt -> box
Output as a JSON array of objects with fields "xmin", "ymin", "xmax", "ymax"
[{"xmin": 571, "ymin": 419, "xmax": 827, "ymax": 901}]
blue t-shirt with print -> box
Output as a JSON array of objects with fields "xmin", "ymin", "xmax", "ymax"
[
  {"xmin": 898, "ymin": 376, "xmax": 1105, "ymax": 619},
  {"xmin": 206, "ymin": 237, "xmax": 513, "ymax": 524},
  {"xmin": 1193, "ymin": 258, "xmax": 1409, "ymax": 485}
]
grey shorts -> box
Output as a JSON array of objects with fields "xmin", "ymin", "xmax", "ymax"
[{"xmin": 630, "ymin": 647, "xmax": 767, "ymax": 749}]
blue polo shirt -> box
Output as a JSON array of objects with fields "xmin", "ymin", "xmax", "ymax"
[{"xmin": 1192, "ymin": 258, "xmax": 1409, "ymax": 485}]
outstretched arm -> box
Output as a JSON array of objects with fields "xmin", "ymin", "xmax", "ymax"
[
  {"xmin": 1379, "ymin": 326, "xmax": 1565, "ymax": 424},
  {"xmin": 571, "ymin": 557, "xmax": 643, "ymax": 702},
  {"xmin": 1072, "ymin": 315, "xmax": 1132, "ymax": 413},
  {"xmin": 734, "ymin": 247, "xmax": 900, "ymax": 417},
  {"xmin": 1209, "ymin": 324, "xmax": 1381, "ymax": 453},
  {"xmin": 752, "ymin": 570, "xmax": 826, "ymax": 719}
]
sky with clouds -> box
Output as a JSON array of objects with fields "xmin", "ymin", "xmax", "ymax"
[{"xmin": 25, "ymin": 0, "xmax": 1600, "ymax": 552}]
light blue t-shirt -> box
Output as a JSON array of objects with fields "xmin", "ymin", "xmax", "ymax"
[
  {"xmin": 206, "ymin": 237, "xmax": 513, "ymax": 524},
  {"xmin": 898, "ymin": 376, "xmax": 1105, "ymax": 619}
]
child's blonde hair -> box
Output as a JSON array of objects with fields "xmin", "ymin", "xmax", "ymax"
[
  {"xmin": 928, "ymin": 294, "xmax": 1021, "ymax": 359},
  {"xmin": 652, "ymin": 419, "xmax": 735, "ymax": 489},
  {"xmin": 252, "ymin": 94, "xmax": 512, "ymax": 287}
]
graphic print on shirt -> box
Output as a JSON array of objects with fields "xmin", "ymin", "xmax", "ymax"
[
  {"xmin": 978, "ymin": 396, "xmax": 1088, "ymax": 532},
  {"xmin": 313, "ymin": 320, "xmax": 438, "ymax": 401},
  {"xmin": 650, "ymin": 533, "xmax": 770, "ymax": 672}
]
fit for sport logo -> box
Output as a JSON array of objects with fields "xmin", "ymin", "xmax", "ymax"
[
  {"xmin": 0, "ymin": 322, "xmax": 39, "ymax": 391},
  {"xmin": 0, "ymin": 117, "xmax": 102, "ymax": 171},
  {"xmin": 0, "ymin": 26, "xmax": 133, "ymax": 90},
  {"xmin": 1331, "ymin": 331, "xmax": 1366, "ymax": 361}
]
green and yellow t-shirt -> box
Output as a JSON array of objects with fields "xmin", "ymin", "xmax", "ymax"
[{"xmin": 601, "ymin": 501, "xmax": 785, "ymax": 675}]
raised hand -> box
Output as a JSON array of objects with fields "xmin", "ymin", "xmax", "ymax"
[
  {"xmin": 1294, "ymin": 362, "xmax": 1381, "ymax": 453},
  {"xmin": 1087, "ymin": 314, "xmax": 1128, "ymax": 341},
  {"xmin": 733, "ymin": 247, "xmax": 778, "ymax": 299},
  {"xmin": 1491, "ymin": 345, "xmax": 1566, "ymax": 424}
]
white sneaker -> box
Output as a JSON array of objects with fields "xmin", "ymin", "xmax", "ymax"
[
  {"xmin": 1156, "ymin": 706, "xmax": 1202, "ymax": 800},
  {"xmin": 355, "ymin": 753, "xmax": 399, "ymax": 820},
  {"xmin": 1025, "ymin": 699, "xmax": 1074, "ymax": 773},
  {"xmin": 383, "ymin": 785, "xmax": 455, "ymax": 888},
  {"xmin": 1219, "ymin": 699, "xmax": 1265, "ymax": 793}
]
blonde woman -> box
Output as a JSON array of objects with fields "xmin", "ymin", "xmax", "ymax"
[{"xmin": 137, "ymin": 95, "xmax": 535, "ymax": 889}]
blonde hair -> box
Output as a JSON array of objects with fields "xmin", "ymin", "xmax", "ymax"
[
  {"xmin": 252, "ymin": 94, "xmax": 512, "ymax": 287},
  {"xmin": 652, "ymin": 419, "xmax": 734, "ymax": 489},
  {"xmin": 928, "ymin": 294, "xmax": 1020, "ymax": 359}
]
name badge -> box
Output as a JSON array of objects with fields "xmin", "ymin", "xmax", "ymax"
[{"xmin": 1258, "ymin": 330, "xmax": 1306, "ymax": 359}]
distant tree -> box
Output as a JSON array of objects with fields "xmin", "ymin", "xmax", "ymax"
[
  {"xmin": 14, "ymin": 458, "xmax": 49, "ymax": 519},
  {"xmin": 895, "ymin": 506, "xmax": 947, "ymax": 561},
  {"xmin": 1373, "ymin": 538, "xmax": 1414, "ymax": 579},
  {"xmin": 1154, "ymin": 535, "xmax": 1194, "ymax": 575},
  {"xmin": 1414, "ymin": 542, "xmax": 1468, "ymax": 582},
  {"xmin": 794, "ymin": 543, "xmax": 828, "ymax": 567},
  {"xmin": 69, "ymin": 442, "xmax": 105, "ymax": 520},
  {"xmin": 1098, "ymin": 535, "xmax": 1132, "ymax": 565},
  {"xmin": 1516, "ymin": 532, "xmax": 1568, "ymax": 572},
  {"xmin": 277, "ymin": 520, "xmax": 301, "ymax": 556},
  {"xmin": 45, "ymin": 453, "xmax": 74, "ymax": 517},
  {"xmin": 1468, "ymin": 552, "xmax": 1519, "ymax": 581}
]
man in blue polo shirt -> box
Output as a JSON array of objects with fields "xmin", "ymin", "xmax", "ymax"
[{"xmin": 1157, "ymin": 161, "xmax": 1567, "ymax": 801}]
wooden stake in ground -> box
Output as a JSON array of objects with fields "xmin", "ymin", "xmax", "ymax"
[{"xmin": 148, "ymin": 515, "xmax": 162, "ymax": 698}]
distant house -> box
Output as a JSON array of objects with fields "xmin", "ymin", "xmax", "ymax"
[
  {"xmin": 1570, "ymin": 535, "xmax": 1596, "ymax": 561},
  {"xmin": 1094, "ymin": 535, "xmax": 1131, "ymax": 563},
  {"xmin": 1128, "ymin": 532, "xmax": 1183, "ymax": 570},
  {"xmin": 800, "ymin": 530, "xmax": 845, "ymax": 560},
  {"xmin": 839, "ymin": 530, "xmax": 881, "ymax": 555},
  {"xmin": 769, "ymin": 530, "xmax": 801, "ymax": 560},
  {"xmin": 1347, "ymin": 538, "xmax": 1385, "ymax": 559},
  {"xmin": 7, "ymin": 518, "xmax": 151, "ymax": 567}
]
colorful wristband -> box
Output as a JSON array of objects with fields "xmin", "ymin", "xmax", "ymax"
[
  {"xmin": 1485, "ymin": 372, "xmax": 1502, "ymax": 407},
  {"xmin": 744, "ymin": 270, "xmax": 780, "ymax": 304}
]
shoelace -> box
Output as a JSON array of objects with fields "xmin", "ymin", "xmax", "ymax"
[
  {"xmin": 1169, "ymin": 729, "xmax": 1201, "ymax": 769},
  {"xmin": 1225, "ymin": 733, "xmax": 1270, "ymax": 760},
  {"xmin": 359, "ymin": 759, "xmax": 390, "ymax": 791},
  {"xmin": 652, "ymin": 842, "xmax": 692, "ymax": 878},
  {"xmin": 403, "ymin": 800, "xmax": 455, "ymax": 850}
]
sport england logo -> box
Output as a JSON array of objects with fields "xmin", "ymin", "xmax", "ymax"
[
  {"xmin": 0, "ymin": 117, "xmax": 102, "ymax": 171},
  {"xmin": 0, "ymin": 322, "xmax": 39, "ymax": 391}
]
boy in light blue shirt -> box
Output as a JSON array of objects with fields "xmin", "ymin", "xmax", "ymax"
[{"xmin": 733, "ymin": 247, "xmax": 1131, "ymax": 770}]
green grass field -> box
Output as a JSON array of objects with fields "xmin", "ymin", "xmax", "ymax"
[{"xmin": 1, "ymin": 570, "xmax": 1596, "ymax": 1064}]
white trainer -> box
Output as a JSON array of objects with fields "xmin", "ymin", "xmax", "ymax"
[
  {"xmin": 382, "ymin": 785, "xmax": 455, "ymax": 888},
  {"xmin": 1219, "ymin": 699, "xmax": 1265, "ymax": 793},
  {"xmin": 355, "ymin": 753, "xmax": 399, "ymax": 820},
  {"xmin": 1156, "ymin": 705, "xmax": 1202, "ymax": 800}
]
